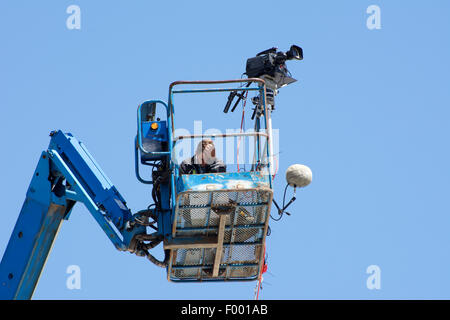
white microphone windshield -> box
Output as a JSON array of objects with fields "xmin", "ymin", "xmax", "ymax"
[{"xmin": 285, "ymin": 164, "xmax": 312, "ymax": 188}]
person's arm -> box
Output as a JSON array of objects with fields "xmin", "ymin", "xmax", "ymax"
[
  {"xmin": 209, "ymin": 159, "xmax": 226, "ymax": 173},
  {"xmin": 180, "ymin": 157, "xmax": 195, "ymax": 174}
]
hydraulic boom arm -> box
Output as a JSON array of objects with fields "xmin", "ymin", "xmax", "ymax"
[{"xmin": 0, "ymin": 130, "xmax": 145, "ymax": 299}]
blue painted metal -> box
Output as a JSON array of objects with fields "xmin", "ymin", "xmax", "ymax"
[
  {"xmin": 176, "ymin": 171, "xmax": 270, "ymax": 193},
  {"xmin": 135, "ymin": 100, "xmax": 173, "ymax": 238},
  {"xmin": 136, "ymin": 100, "xmax": 170, "ymax": 156},
  {"xmin": 135, "ymin": 100, "xmax": 171, "ymax": 185},
  {"xmin": 48, "ymin": 131, "xmax": 134, "ymax": 234},
  {"xmin": 0, "ymin": 130, "xmax": 145, "ymax": 299},
  {"xmin": 47, "ymin": 149, "xmax": 127, "ymax": 250},
  {"xmin": 134, "ymin": 136, "xmax": 153, "ymax": 185},
  {"xmin": 0, "ymin": 152, "xmax": 66, "ymax": 299},
  {"xmin": 158, "ymin": 182, "xmax": 172, "ymax": 238},
  {"xmin": 141, "ymin": 121, "xmax": 168, "ymax": 146}
]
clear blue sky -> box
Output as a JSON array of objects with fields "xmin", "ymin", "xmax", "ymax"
[{"xmin": 1, "ymin": 1, "xmax": 450, "ymax": 299}]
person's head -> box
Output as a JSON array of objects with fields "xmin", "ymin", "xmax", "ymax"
[{"xmin": 195, "ymin": 139, "xmax": 216, "ymax": 165}]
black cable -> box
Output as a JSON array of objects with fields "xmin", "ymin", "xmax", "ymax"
[
  {"xmin": 142, "ymin": 161, "xmax": 160, "ymax": 167},
  {"xmin": 142, "ymin": 238, "xmax": 162, "ymax": 250},
  {"xmin": 134, "ymin": 217, "xmax": 157, "ymax": 228},
  {"xmin": 145, "ymin": 249, "xmax": 170, "ymax": 268},
  {"xmin": 270, "ymin": 184, "xmax": 289, "ymax": 221},
  {"xmin": 151, "ymin": 162, "xmax": 163, "ymax": 211},
  {"xmin": 282, "ymin": 183, "xmax": 289, "ymax": 210}
]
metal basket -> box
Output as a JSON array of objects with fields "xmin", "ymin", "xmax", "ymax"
[{"xmin": 165, "ymin": 188, "xmax": 272, "ymax": 282}]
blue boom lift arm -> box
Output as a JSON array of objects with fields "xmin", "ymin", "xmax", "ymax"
[{"xmin": 0, "ymin": 130, "xmax": 147, "ymax": 299}]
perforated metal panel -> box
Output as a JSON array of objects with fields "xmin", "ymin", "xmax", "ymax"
[{"xmin": 166, "ymin": 188, "xmax": 272, "ymax": 282}]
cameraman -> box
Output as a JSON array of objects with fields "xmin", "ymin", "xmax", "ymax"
[{"xmin": 179, "ymin": 139, "xmax": 226, "ymax": 174}]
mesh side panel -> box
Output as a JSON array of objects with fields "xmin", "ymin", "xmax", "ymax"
[
  {"xmin": 223, "ymin": 228, "xmax": 263, "ymax": 246},
  {"xmin": 173, "ymin": 248, "xmax": 217, "ymax": 267},
  {"xmin": 221, "ymin": 246, "xmax": 231, "ymax": 264},
  {"xmin": 222, "ymin": 244, "xmax": 261, "ymax": 264},
  {"xmin": 175, "ymin": 190, "xmax": 271, "ymax": 229},
  {"xmin": 228, "ymin": 266, "xmax": 259, "ymax": 279},
  {"xmin": 256, "ymin": 206, "xmax": 268, "ymax": 224},
  {"xmin": 212, "ymin": 191, "xmax": 239, "ymax": 205},
  {"xmin": 234, "ymin": 228, "xmax": 262, "ymax": 243},
  {"xmin": 179, "ymin": 192, "xmax": 210, "ymax": 207},
  {"xmin": 202, "ymin": 248, "xmax": 216, "ymax": 266},
  {"xmin": 208, "ymin": 210, "xmax": 221, "ymax": 227},
  {"xmin": 223, "ymin": 230, "xmax": 232, "ymax": 243},
  {"xmin": 210, "ymin": 192, "xmax": 238, "ymax": 220},
  {"xmin": 235, "ymin": 206, "xmax": 257, "ymax": 225},
  {"xmin": 170, "ymin": 188, "xmax": 272, "ymax": 282},
  {"xmin": 238, "ymin": 190, "xmax": 258, "ymax": 204},
  {"xmin": 175, "ymin": 229, "xmax": 219, "ymax": 238},
  {"xmin": 201, "ymin": 267, "xmax": 227, "ymax": 279},
  {"xmin": 173, "ymin": 268, "xmax": 200, "ymax": 279},
  {"xmin": 177, "ymin": 207, "xmax": 210, "ymax": 228},
  {"xmin": 171, "ymin": 265, "xmax": 258, "ymax": 280},
  {"xmin": 237, "ymin": 190, "xmax": 270, "ymax": 205},
  {"xmin": 174, "ymin": 248, "xmax": 203, "ymax": 266}
]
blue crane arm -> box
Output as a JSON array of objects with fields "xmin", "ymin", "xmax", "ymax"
[{"xmin": 0, "ymin": 130, "xmax": 145, "ymax": 299}]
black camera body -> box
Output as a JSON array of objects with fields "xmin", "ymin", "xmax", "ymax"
[
  {"xmin": 246, "ymin": 52, "xmax": 278, "ymax": 78},
  {"xmin": 245, "ymin": 45, "xmax": 303, "ymax": 81}
]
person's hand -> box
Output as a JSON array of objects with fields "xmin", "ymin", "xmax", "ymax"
[{"xmin": 202, "ymin": 143, "xmax": 216, "ymax": 165}]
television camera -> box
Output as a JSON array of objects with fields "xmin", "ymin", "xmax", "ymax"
[{"xmin": 224, "ymin": 45, "xmax": 303, "ymax": 116}]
